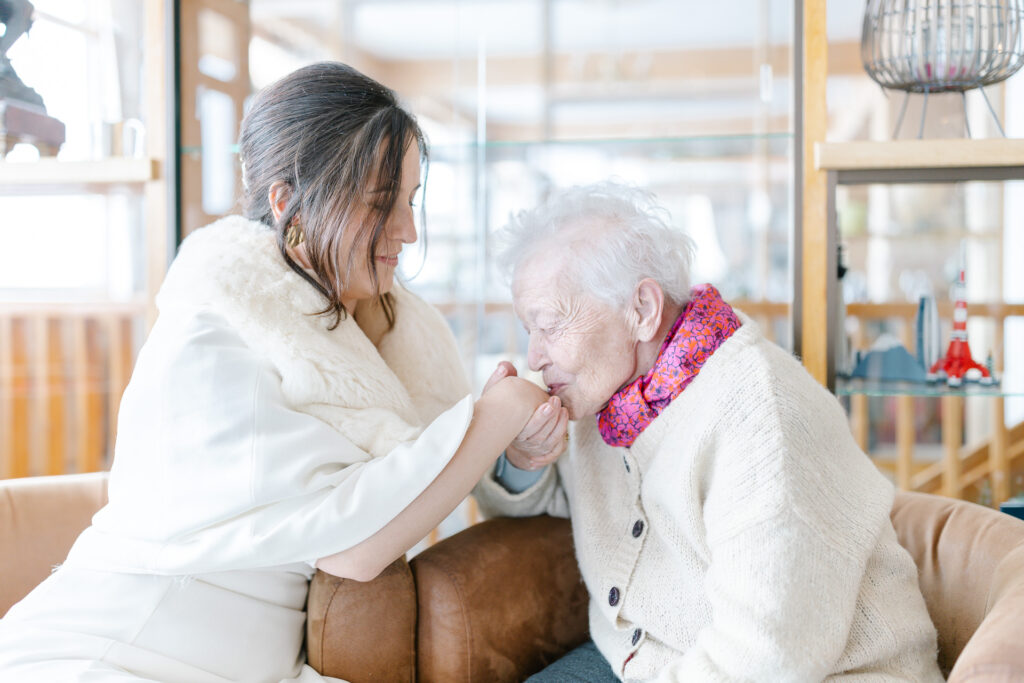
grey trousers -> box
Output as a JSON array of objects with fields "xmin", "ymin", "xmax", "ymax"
[{"xmin": 525, "ymin": 641, "xmax": 619, "ymax": 682}]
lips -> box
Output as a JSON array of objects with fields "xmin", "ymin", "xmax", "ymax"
[
  {"xmin": 377, "ymin": 254, "xmax": 400, "ymax": 267},
  {"xmin": 546, "ymin": 383, "xmax": 565, "ymax": 396}
]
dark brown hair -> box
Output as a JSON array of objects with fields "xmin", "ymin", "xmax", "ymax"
[{"xmin": 239, "ymin": 61, "xmax": 427, "ymax": 329}]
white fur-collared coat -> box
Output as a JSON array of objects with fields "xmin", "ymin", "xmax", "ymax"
[
  {"xmin": 0, "ymin": 216, "xmax": 473, "ymax": 682},
  {"xmin": 67, "ymin": 214, "xmax": 474, "ymax": 574}
]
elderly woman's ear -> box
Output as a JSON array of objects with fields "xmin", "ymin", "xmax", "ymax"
[{"xmin": 630, "ymin": 278, "xmax": 666, "ymax": 343}]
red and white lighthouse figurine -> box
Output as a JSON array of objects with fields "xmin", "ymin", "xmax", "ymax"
[{"xmin": 927, "ymin": 248, "xmax": 995, "ymax": 387}]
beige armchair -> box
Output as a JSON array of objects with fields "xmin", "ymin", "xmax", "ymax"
[
  {"xmin": 891, "ymin": 491, "xmax": 1024, "ymax": 681},
  {"xmin": 0, "ymin": 471, "xmax": 107, "ymax": 616},
  {"xmin": 3, "ymin": 474, "xmax": 1023, "ymax": 682}
]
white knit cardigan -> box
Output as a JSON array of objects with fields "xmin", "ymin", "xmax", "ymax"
[{"xmin": 474, "ymin": 317, "xmax": 943, "ymax": 683}]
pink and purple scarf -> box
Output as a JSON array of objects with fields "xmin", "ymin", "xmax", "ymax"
[{"xmin": 596, "ymin": 284, "xmax": 741, "ymax": 447}]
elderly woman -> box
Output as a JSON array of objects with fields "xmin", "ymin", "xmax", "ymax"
[{"xmin": 474, "ymin": 182, "xmax": 943, "ymax": 683}]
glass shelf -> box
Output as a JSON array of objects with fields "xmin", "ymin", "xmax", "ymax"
[
  {"xmin": 836, "ymin": 376, "xmax": 1024, "ymax": 397},
  {"xmin": 431, "ymin": 132, "xmax": 793, "ymax": 162},
  {"xmin": 179, "ymin": 132, "xmax": 795, "ymax": 160}
]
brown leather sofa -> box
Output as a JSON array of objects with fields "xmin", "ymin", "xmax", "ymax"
[{"xmin": 3, "ymin": 474, "xmax": 1024, "ymax": 682}]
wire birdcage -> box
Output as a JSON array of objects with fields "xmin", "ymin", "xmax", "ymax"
[{"xmin": 861, "ymin": 0, "xmax": 1024, "ymax": 137}]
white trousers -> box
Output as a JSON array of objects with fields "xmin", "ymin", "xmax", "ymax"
[{"xmin": 0, "ymin": 565, "xmax": 347, "ymax": 683}]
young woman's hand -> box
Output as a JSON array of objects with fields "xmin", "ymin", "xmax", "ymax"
[
  {"xmin": 482, "ymin": 362, "xmax": 569, "ymax": 471},
  {"xmin": 481, "ymin": 360, "xmax": 518, "ymax": 394}
]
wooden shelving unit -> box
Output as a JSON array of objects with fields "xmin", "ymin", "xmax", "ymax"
[
  {"xmin": 796, "ymin": 2, "xmax": 1024, "ymax": 507},
  {"xmin": 807, "ymin": 137, "xmax": 1024, "ymax": 506},
  {"xmin": 817, "ymin": 139, "xmax": 1024, "ymax": 172},
  {"xmin": 813, "ymin": 138, "xmax": 1024, "ymax": 392},
  {"xmin": 0, "ymin": 158, "xmax": 160, "ymax": 193}
]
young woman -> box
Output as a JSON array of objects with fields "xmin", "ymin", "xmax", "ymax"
[{"xmin": 0, "ymin": 62, "xmax": 558, "ymax": 682}]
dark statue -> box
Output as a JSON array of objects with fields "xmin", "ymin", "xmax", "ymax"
[
  {"xmin": 0, "ymin": 0, "xmax": 45, "ymax": 110},
  {"xmin": 1, "ymin": 0, "xmax": 64, "ymax": 157}
]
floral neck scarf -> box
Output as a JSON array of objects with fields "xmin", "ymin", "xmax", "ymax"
[{"xmin": 597, "ymin": 284, "xmax": 741, "ymax": 447}]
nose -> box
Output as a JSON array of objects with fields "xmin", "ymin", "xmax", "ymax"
[
  {"xmin": 390, "ymin": 203, "xmax": 417, "ymax": 245},
  {"xmin": 526, "ymin": 332, "xmax": 548, "ymax": 372}
]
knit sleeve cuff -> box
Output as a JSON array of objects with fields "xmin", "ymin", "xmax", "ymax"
[
  {"xmin": 494, "ymin": 452, "xmax": 547, "ymax": 493},
  {"xmin": 472, "ymin": 460, "xmax": 564, "ymax": 520}
]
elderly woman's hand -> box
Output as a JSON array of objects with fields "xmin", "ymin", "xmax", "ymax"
[{"xmin": 483, "ymin": 362, "xmax": 569, "ymax": 471}]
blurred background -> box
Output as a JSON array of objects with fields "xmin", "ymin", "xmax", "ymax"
[{"xmin": 2, "ymin": 0, "xmax": 1023, "ymax": 535}]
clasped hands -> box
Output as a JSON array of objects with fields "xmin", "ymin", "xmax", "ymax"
[{"xmin": 483, "ymin": 361, "xmax": 569, "ymax": 471}]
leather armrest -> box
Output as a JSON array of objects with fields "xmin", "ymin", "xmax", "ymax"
[
  {"xmin": 411, "ymin": 515, "xmax": 589, "ymax": 683},
  {"xmin": 893, "ymin": 492, "xmax": 1024, "ymax": 682},
  {"xmin": 306, "ymin": 558, "xmax": 417, "ymax": 682},
  {"xmin": 947, "ymin": 544, "xmax": 1024, "ymax": 682}
]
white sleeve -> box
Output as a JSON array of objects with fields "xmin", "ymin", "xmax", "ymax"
[
  {"xmin": 67, "ymin": 308, "xmax": 473, "ymax": 575},
  {"xmin": 240, "ymin": 362, "xmax": 475, "ymax": 570}
]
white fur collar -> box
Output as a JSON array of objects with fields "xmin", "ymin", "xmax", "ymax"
[{"xmin": 156, "ymin": 215, "xmax": 470, "ymax": 458}]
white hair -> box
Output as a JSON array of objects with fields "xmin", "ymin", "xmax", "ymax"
[{"xmin": 497, "ymin": 181, "xmax": 696, "ymax": 309}]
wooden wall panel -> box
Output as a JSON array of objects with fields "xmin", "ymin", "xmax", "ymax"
[
  {"xmin": 1, "ymin": 308, "xmax": 141, "ymax": 479},
  {"xmin": 1, "ymin": 317, "xmax": 30, "ymax": 478},
  {"xmin": 73, "ymin": 318, "xmax": 104, "ymax": 473}
]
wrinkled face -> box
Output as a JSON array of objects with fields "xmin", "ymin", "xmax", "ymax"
[
  {"xmin": 513, "ymin": 252, "xmax": 638, "ymax": 419},
  {"xmin": 338, "ymin": 142, "xmax": 421, "ymax": 308}
]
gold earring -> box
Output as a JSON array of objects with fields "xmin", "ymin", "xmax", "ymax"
[{"xmin": 285, "ymin": 216, "xmax": 305, "ymax": 248}]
